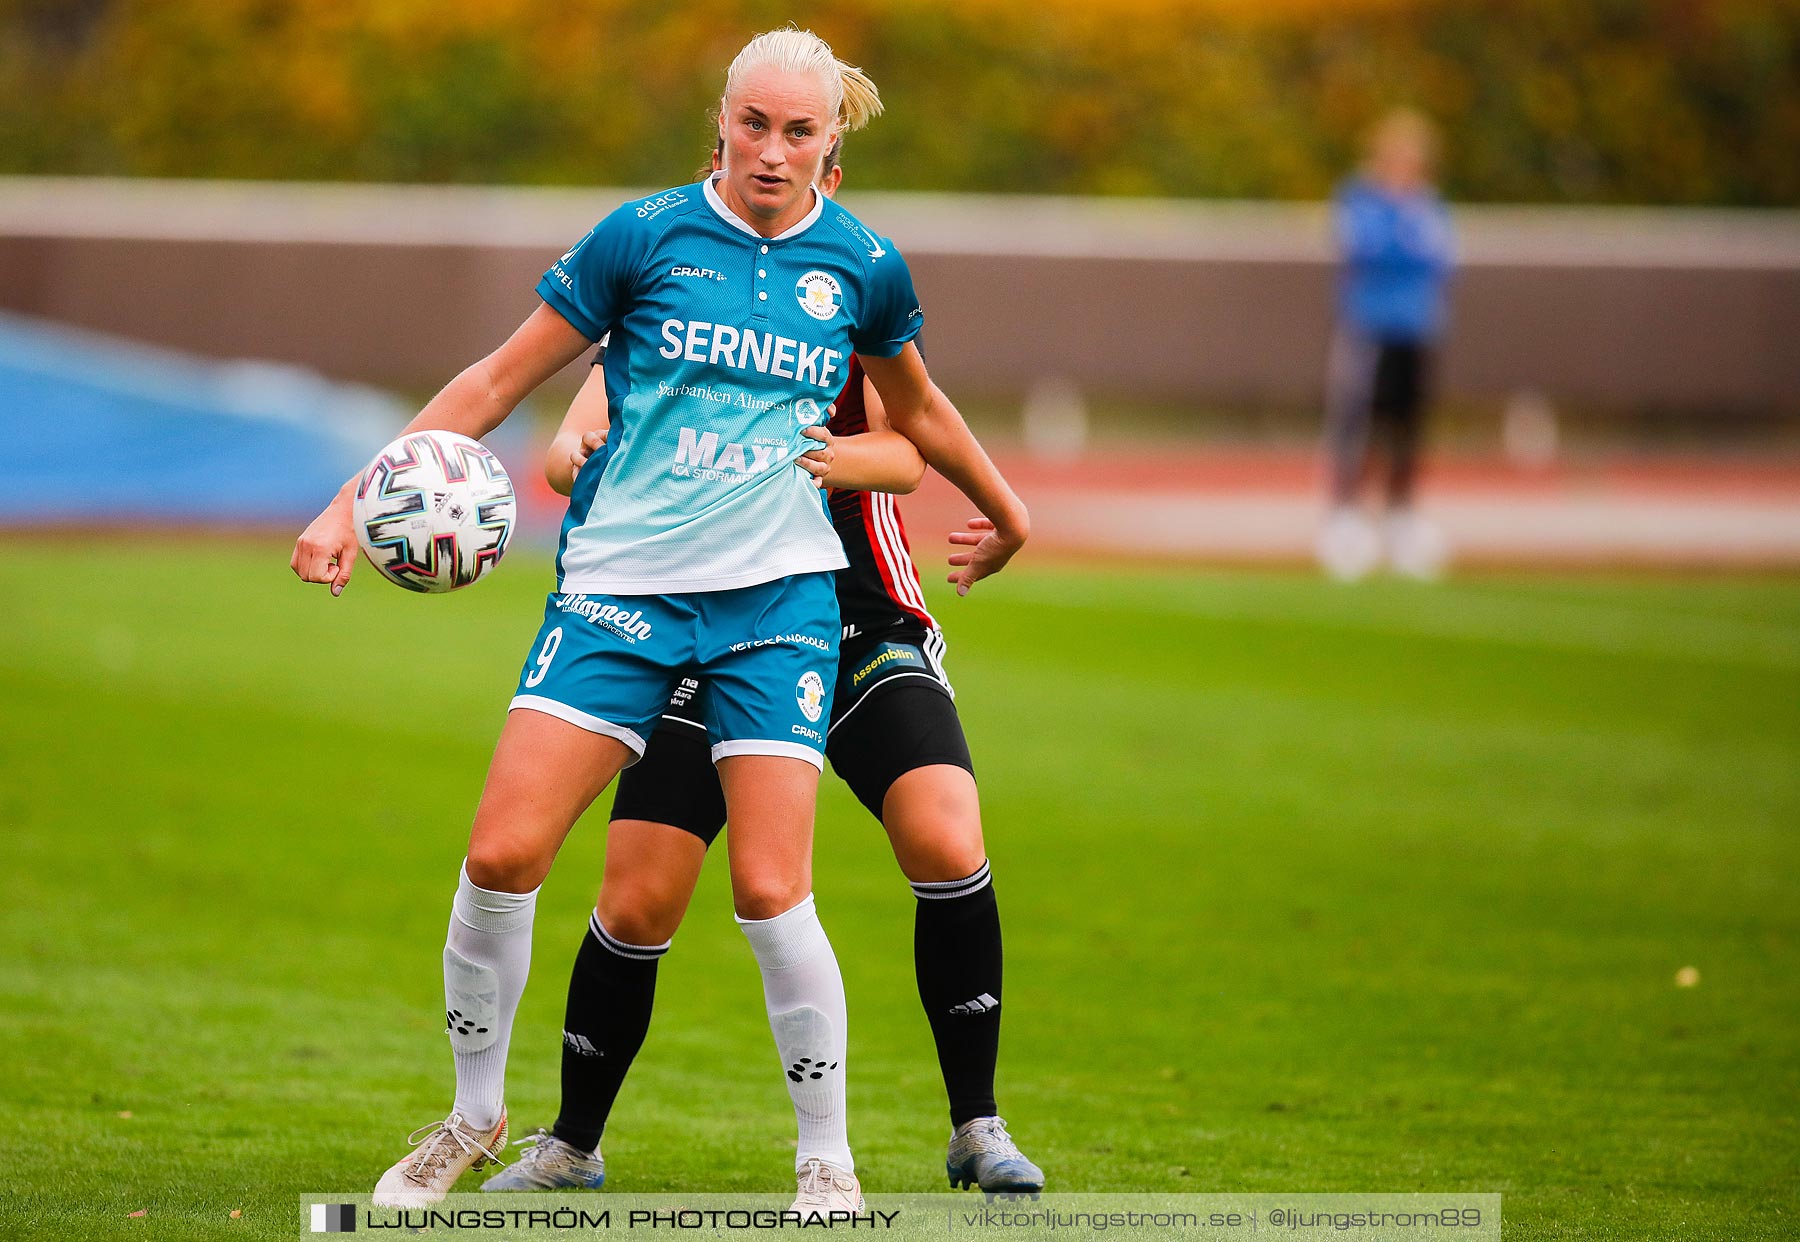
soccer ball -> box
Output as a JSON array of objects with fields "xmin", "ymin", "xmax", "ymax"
[{"xmin": 353, "ymin": 429, "xmax": 516, "ymax": 593}]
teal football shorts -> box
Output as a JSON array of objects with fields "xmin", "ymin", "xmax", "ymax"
[{"xmin": 509, "ymin": 571, "xmax": 839, "ymax": 769}]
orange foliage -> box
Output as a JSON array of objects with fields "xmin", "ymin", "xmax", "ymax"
[{"xmin": 0, "ymin": 0, "xmax": 1794, "ymax": 203}]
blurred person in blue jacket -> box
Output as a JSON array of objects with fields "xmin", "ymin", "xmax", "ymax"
[{"xmin": 1318, "ymin": 109, "xmax": 1455, "ymax": 580}]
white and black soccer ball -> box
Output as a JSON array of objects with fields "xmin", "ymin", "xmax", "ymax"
[{"xmin": 352, "ymin": 430, "xmax": 516, "ymax": 593}]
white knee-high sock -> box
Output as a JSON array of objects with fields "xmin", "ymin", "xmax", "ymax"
[
  {"xmin": 737, "ymin": 894, "xmax": 852, "ymax": 1173},
  {"xmin": 444, "ymin": 861, "xmax": 538, "ymax": 1131}
]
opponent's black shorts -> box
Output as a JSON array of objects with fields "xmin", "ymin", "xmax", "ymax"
[{"xmin": 608, "ymin": 626, "xmax": 973, "ymax": 841}]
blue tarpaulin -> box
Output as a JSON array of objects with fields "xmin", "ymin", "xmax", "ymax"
[{"xmin": 0, "ymin": 312, "xmax": 406, "ymax": 525}]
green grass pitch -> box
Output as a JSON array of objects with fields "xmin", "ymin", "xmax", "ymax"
[{"xmin": 2, "ymin": 541, "xmax": 1796, "ymax": 1239}]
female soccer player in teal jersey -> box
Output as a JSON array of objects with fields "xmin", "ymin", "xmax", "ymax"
[
  {"xmin": 290, "ymin": 29, "xmax": 1028, "ymax": 1213},
  {"xmin": 486, "ymin": 143, "xmax": 1043, "ymax": 1202}
]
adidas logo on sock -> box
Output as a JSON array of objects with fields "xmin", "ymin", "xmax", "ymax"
[
  {"xmin": 563, "ymin": 1030, "xmax": 602, "ymax": 1057},
  {"xmin": 948, "ymin": 993, "xmax": 999, "ymax": 1016}
]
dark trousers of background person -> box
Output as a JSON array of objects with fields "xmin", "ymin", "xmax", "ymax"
[{"xmin": 1323, "ymin": 327, "xmax": 1434, "ymax": 508}]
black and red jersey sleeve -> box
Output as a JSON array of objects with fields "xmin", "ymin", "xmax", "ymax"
[{"xmin": 826, "ymin": 356, "xmax": 937, "ymax": 635}]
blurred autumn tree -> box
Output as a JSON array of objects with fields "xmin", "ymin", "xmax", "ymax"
[{"xmin": 1, "ymin": 0, "xmax": 1795, "ymax": 204}]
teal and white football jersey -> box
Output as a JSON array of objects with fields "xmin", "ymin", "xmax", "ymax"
[{"xmin": 539, "ymin": 176, "xmax": 924, "ymax": 595}]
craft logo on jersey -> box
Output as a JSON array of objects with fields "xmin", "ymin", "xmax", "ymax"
[
  {"xmin": 796, "ymin": 271, "xmax": 843, "ymax": 321},
  {"xmin": 796, "ymin": 670, "xmax": 826, "ymax": 723}
]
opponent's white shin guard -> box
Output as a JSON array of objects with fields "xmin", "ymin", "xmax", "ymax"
[
  {"xmin": 444, "ymin": 862, "xmax": 538, "ymax": 1131},
  {"xmin": 737, "ymin": 894, "xmax": 853, "ymax": 1173}
]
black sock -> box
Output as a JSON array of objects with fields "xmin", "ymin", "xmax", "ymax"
[
  {"xmin": 550, "ymin": 913, "xmax": 665, "ymax": 1154},
  {"xmin": 912, "ymin": 861, "xmax": 1003, "ymax": 1127}
]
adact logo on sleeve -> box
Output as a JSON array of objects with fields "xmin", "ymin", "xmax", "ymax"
[{"xmin": 636, "ymin": 189, "xmax": 689, "ymax": 219}]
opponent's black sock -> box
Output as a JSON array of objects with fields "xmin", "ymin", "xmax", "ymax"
[
  {"xmin": 912, "ymin": 861, "xmax": 1003, "ymax": 1127},
  {"xmin": 550, "ymin": 913, "xmax": 666, "ymax": 1154}
]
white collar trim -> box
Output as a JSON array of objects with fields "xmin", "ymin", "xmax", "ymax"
[{"xmin": 703, "ymin": 172, "xmax": 823, "ymax": 242}]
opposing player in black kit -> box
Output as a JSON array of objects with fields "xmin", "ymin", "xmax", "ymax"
[{"xmin": 484, "ymin": 147, "xmax": 1043, "ymax": 1201}]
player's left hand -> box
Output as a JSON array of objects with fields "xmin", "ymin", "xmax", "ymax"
[
  {"xmin": 570, "ymin": 426, "xmax": 608, "ymax": 480},
  {"xmin": 798, "ymin": 423, "xmax": 836, "ymax": 489},
  {"xmin": 947, "ymin": 516, "xmax": 1025, "ymax": 596}
]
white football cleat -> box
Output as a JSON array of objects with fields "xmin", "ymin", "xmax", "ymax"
[
  {"xmin": 947, "ymin": 1116, "xmax": 1045, "ymax": 1197},
  {"xmin": 482, "ymin": 1129, "xmax": 606, "ymax": 1191},
  {"xmin": 371, "ymin": 1110, "xmax": 508, "ymax": 1207},
  {"xmin": 791, "ymin": 1158, "xmax": 863, "ymax": 1219},
  {"xmin": 1385, "ymin": 509, "xmax": 1449, "ymax": 580},
  {"xmin": 1317, "ymin": 507, "xmax": 1381, "ymax": 581}
]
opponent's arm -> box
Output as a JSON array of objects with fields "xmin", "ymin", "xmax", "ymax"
[
  {"xmin": 860, "ymin": 344, "xmax": 1029, "ymax": 594},
  {"xmin": 795, "ymin": 375, "xmax": 926, "ymax": 494},
  {"xmin": 546, "ymin": 361, "xmax": 612, "ymax": 497},
  {"xmin": 291, "ymin": 303, "xmax": 592, "ymax": 594}
]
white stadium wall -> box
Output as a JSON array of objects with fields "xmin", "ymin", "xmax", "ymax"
[{"xmin": 1, "ymin": 177, "xmax": 1796, "ymax": 415}]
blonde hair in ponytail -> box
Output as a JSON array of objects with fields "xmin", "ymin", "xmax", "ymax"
[
  {"xmin": 835, "ymin": 61, "xmax": 882, "ymax": 133},
  {"xmin": 723, "ymin": 27, "xmax": 883, "ymax": 139}
]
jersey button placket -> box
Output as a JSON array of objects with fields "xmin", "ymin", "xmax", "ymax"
[{"xmin": 752, "ymin": 242, "xmax": 771, "ymax": 320}]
